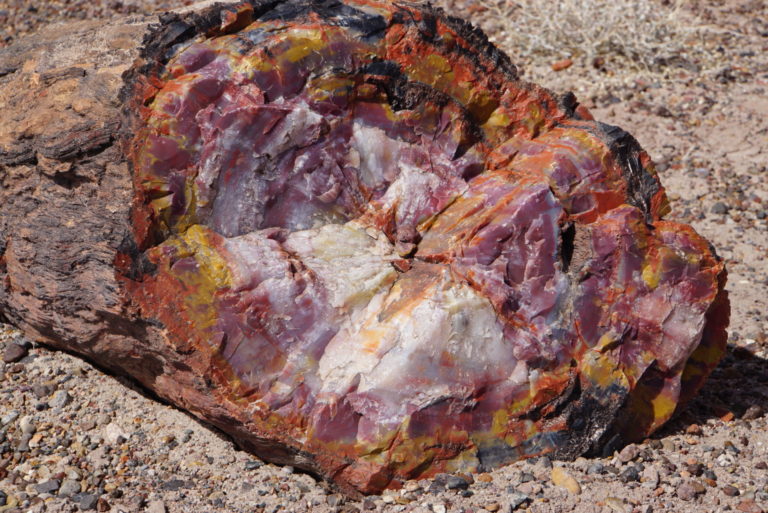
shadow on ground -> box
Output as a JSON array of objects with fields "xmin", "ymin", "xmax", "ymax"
[{"xmin": 659, "ymin": 341, "xmax": 768, "ymax": 437}]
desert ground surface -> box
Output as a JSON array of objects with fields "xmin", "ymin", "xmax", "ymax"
[{"xmin": 1, "ymin": 0, "xmax": 767, "ymax": 512}]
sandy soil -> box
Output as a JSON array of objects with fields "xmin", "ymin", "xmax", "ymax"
[{"xmin": 1, "ymin": 1, "xmax": 767, "ymax": 512}]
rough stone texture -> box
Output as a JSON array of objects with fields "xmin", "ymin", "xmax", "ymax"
[{"xmin": 0, "ymin": 0, "xmax": 728, "ymax": 497}]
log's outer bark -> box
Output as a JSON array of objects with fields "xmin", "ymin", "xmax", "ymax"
[
  {"xmin": 0, "ymin": 17, "xmax": 150, "ymax": 354},
  {"xmin": 0, "ymin": 1, "xmax": 728, "ymax": 497}
]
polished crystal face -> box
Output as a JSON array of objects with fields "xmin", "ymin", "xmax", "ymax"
[{"xmin": 125, "ymin": 0, "xmax": 727, "ymax": 493}]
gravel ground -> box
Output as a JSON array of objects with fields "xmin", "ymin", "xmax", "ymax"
[
  {"xmin": 0, "ymin": 0, "xmax": 192, "ymax": 46},
  {"xmin": 1, "ymin": 0, "xmax": 767, "ymax": 512}
]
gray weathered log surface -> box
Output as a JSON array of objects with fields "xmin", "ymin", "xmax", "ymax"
[{"xmin": 0, "ymin": 18, "xmax": 151, "ymax": 361}]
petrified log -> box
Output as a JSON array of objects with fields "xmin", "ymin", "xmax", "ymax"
[{"xmin": 0, "ymin": 0, "xmax": 728, "ymax": 496}]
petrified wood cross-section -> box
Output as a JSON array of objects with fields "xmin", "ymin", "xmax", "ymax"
[{"xmin": 0, "ymin": 0, "xmax": 728, "ymax": 496}]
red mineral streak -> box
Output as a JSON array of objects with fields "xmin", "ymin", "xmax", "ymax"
[{"xmin": 117, "ymin": 0, "xmax": 728, "ymax": 495}]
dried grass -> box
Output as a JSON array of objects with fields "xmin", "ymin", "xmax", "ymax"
[{"xmin": 467, "ymin": 0, "xmax": 719, "ymax": 74}]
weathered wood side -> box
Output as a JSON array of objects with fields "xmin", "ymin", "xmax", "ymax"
[
  {"xmin": 0, "ymin": 12, "xmax": 373, "ymax": 497},
  {"xmin": 0, "ymin": 18, "xmax": 150, "ymax": 361}
]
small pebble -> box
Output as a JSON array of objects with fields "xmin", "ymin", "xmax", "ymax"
[
  {"xmin": 427, "ymin": 480, "xmax": 445, "ymax": 494},
  {"xmin": 551, "ymin": 466, "xmax": 581, "ymax": 494},
  {"xmin": 686, "ymin": 463, "xmax": 704, "ymax": 477},
  {"xmin": 103, "ymin": 422, "xmax": 128, "ymax": 445},
  {"xmin": 604, "ymin": 497, "xmax": 628, "ymax": 513},
  {"xmin": 326, "ymin": 494, "xmax": 344, "ymax": 507},
  {"xmin": 161, "ymin": 479, "xmax": 186, "ymax": 491},
  {"xmin": 741, "ymin": 405, "xmax": 764, "ymax": 420},
  {"xmin": 17, "ymin": 432, "xmax": 33, "ymax": 451},
  {"xmin": 642, "ymin": 466, "xmax": 659, "ymax": 488},
  {"xmin": 691, "ymin": 481, "xmax": 707, "ymax": 494},
  {"xmin": 34, "ymin": 479, "xmax": 60, "ymax": 494},
  {"xmin": 80, "ymin": 418, "xmax": 97, "ymax": 431},
  {"xmin": 1, "ymin": 410, "xmax": 19, "ymax": 426},
  {"xmin": 96, "ymin": 497, "xmax": 111, "ymax": 512},
  {"xmin": 693, "ymin": 167, "xmax": 710, "ymax": 178},
  {"xmin": 587, "ymin": 462, "xmax": 605, "ymax": 475},
  {"xmin": 2, "ymin": 342, "xmax": 28, "ymax": 363},
  {"xmin": 551, "ymin": 58, "xmax": 573, "ymax": 71},
  {"xmin": 686, "ymin": 424, "xmax": 703, "ymax": 435},
  {"xmin": 620, "ymin": 466, "xmax": 640, "ymax": 483},
  {"xmin": 403, "ymin": 481, "xmax": 421, "ymax": 492},
  {"xmin": 736, "ymin": 499, "xmax": 764, "ymax": 513},
  {"xmin": 677, "ymin": 482, "xmax": 699, "ymax": 501},
  {"xmin": 619, "ymin": 444, "xmax": 640, "ymax": 462},
  {"xmin": 32, "ymin": 383, "xmax": 55, "ymax": 399},
  {"xmin": 19, "ymin": 415, "xmax": 36, "ymax": 434},
  {"xmin": 477, "ymin": 473, "xmax": 493, "ymax": 483},
  {"xmin": 49, "ymin": 390, "xmax": 70, "ymax": 409},
  {"xmin": 244, "ymin": 460, "xmax": 262, "ymax": 471},
  {"xmin": 519, "ymin": 472, "xmax": 535, "ymax": 483},
  {"xmin": 724, "ymin": 440, "xmax": 740, "ymax": 454},
  {"xmin": 59, "ymin": 479, "xmax": 81, "ymax": 496},
  {"xmin": 146, "ymin": 500, "xmax": 167, "ymax": 513},
  {"xmin": 445, "ymin": 475, "xmax": 470, "ymax": 490},
  {"xmin": 508, "ymin": 491, "xmax": 531, "ymax": 511},
  {"xmin": 80, "ymin": 493, "xmax": 99, "ymax": 510}
]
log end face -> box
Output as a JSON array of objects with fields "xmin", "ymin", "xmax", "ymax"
[
  {"xmin": 117, "ymin": 1, "xmax": 727, "ymax": 493},
  {"xmin": 0, "ymin": 0, "xmax": 728, "ymax": 497}
]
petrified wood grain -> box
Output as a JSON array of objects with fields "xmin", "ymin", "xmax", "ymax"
[{"xmin": 0, "ymin": 0, "xmax": 728, "ymax": 496}]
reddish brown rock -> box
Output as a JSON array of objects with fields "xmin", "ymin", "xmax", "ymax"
[
  {"xmin": 2, "ymin": 342, "xmax": 28, "ymax": 363},
  {"xmin": 0, "ymin": 0, "xmax": 728, "ymax": 497}
]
